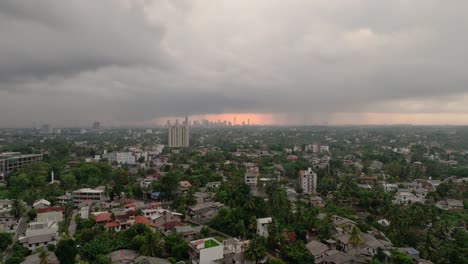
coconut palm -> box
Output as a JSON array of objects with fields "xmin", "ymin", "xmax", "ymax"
[
  {"xmin": 244, "ymin": 236, "xmax": 267, "ymax": 264},
  {"xmin": 10, "ymin": 199, "xmax": 25, "ymax": 219},
  {"xmin": 38, "ymin": 248, "xmax": 49, "ymax": 264},
  {"xmin": 139, "ymin": 233, "xmax": 162, "ymax": 257},
  {"xmin": 349, "ymin": 226, "xmax": 363, "ymax": 254}
]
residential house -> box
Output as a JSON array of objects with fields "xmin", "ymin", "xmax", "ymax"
[
  {"xmin": 188, "ymin": 202, "xmax": 224, "ymax": 224},
  {"xmin": 173, "ymin": 225, "xmax": 202, "ymax": 242},
  {"xmin": 393, "ymin": 191, "xmax": 424, "ymax": 205},
  {"xmin": 222, "ymin": 238, "xmax": 255, "ymax": 264},
  {"xmin": 33, "ymin": 199, "xmax": 51, "ymax": 209},
  {"xmin": 189, "ymin": 237, "xmax": 224, "ymax": 264},
  {"xmin": 306, "ymin": 240, "xmax": 330, "ymax": 260},
  {"xmin": 0, "ymin": 199, "xmax": 15, "ymax": 227},
  {"xmin": 332, "ymin": 215, "xmax": 357, "ymax": 233},
  {"xmin": 310, "ymin": 196, "xmax": 325, "ymax": 208},
  {"xmin": 436, "ymin": 199, "xmax": 464, "ymax": 211},
  {"xmin": 194, "ymin": 192, "xmax": 214, "ymax": 204},
  {"xmin": 20, "ymin": 221, "xmax": 59, "ymax": 251},
  {"xmin": 179, "ymin": 181, "xmax": 192, "ymax": 191}
]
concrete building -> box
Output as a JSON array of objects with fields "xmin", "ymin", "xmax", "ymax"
[
  {"xmin": 256, "ymin": 217, "xmax": 272, "ymax": 238},
  {"xmin": 72, "ymin": 188, "xmax": 107, "ymax": 205},
  {"xmin": 189, "ymin": 237, "xmax": 224, "ymax": 264},
  {"xmin": 0, "ymin": 152, "xmax": 43, "ymax": 178},
  {"xmin": 20, "ymin": 221, "xmax": 59, "ymax": 251},
  {"xmin": 103, "ymin": 152, "xmax": 136, "ymax": 165},
  {"xmin": 300, "ymin": 167, "xmax": 317, "ymax": 194},
  {"xmin": 244, "ymin": 166, "xmax": 259, "ymax": 187},
  {"xmin": 168, "ymin": 124, "xmax": 189, "ymax": 148}
]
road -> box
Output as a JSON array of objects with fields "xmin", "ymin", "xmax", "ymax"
[
  {"xmin": 68, "ymin": 209, "xmax": 78, "ymax": 238},
  {"xmin": 3, "ymin": 215, "xmax": 29, "ymax": 261}
]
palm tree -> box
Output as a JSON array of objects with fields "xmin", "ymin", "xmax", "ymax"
[
  {"xmin": 10, "ymin": 199, "xmax": 25, "ymax": 219},
  {"xmin": 139, "ymin": 233, "xmax": 162, "ymax": 257},
  {"xmin": 38, "ymin": 248, "xmax": 49, "ymax": 264},
  {"xmin": 244, "ymin": 236, "xmax": 267, "ymax": 264},
  {"xmin": 349, "ymin": 226, "xmax": 363, "ymax": 255}
]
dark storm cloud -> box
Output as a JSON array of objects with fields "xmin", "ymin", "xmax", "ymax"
[
  {"xmin": 0, "ymin": 0, "xmax": 168, "ymax": 82},
  {"xmin": 1, "ymin": 0, "xmax": 468, "ymax": 126}
]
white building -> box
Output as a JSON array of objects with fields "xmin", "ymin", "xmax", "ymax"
[
  {"xmin": 300, "ymin": 168, "xmax": 317, "ymax": 194},
  {"xmin": 103, "ymin": 152, "xmax": 136, "ymax": 165},
  {"xmin": 72, "ymin": 188, "xmax": 106, "ymax": 205},
  {"xmin": 256, "ymin": 217, "xmax": 272, "ymax": 238},
  {"xmin": 168, "ymin": 124, "xmax": 190, "ymax": 148},
  {"xmin": 20, "ymin": 221, "xmax": 59, "ymax": 251},
  {"xmin": 33, "ymin": 199, "xmax": 51, "ymax": 209},
  {"xmin": 189, "ymin": 237, "xmax": 224, "ymax": 264},
  {"xmin": 393, "ymin": 191, "xmax": 423, "ymax": 205}
]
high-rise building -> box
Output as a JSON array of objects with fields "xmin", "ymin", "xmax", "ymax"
[
  {"xmin": 92, "ymin": 121, "xmax": 100, "ymax": 131},
  {"xmin": 300, "ymin": 168, "xmax": 317, "ymax": 194},
  {"xmin": 168, "ymin": 124, "xmax": 189, "ymax": 148}
]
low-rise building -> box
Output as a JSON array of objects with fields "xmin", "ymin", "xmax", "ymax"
[
  {"xmin": 189, "ymin": 237, "xmax": 224, "ymax": 264},
  {"xmin": 393, "ymin": 191, "xmax": 424, "ymax": 205},
  {"xmin": 33, "ymin": 199, "xmax": 51, "ymax": 209},
  {"xmin": 72, "ymin": 188, "xmax": 107, "ymax": 205},
  {"xmin": 189, "ymin": 202, "xmax": 224, "ymax": 224},
  {"xmin": 436, "ymin": 199, "xmax": 464, "ymax": 211}
]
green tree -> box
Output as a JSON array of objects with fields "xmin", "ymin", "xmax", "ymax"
[
  {"xmin": 164, "ymin": 233, "xmax": 190, "ymax": 261},
  {"xmin": 38, "ymin": 247, "xmax": 49, "ymax": 264},
  {"xmin": 9, "ymin": 200, "xmax": 25, "ymax": 219},
  {"xmin": 139, "ymin": 233, "xmax": 163, "ymax": 257},
  {"xmin": 0, "ymin": 232, "xmax": 13, "ymax": 251},
  {"xmin": 349, "ymin": 226, "xmax": 363, "ymax": 254},
  {"xmin": 244, "ymin": 236, "xmax": 267, "ymax": 264},
  {"xmin": 282, "ymin": 241, "xmax": 313, "ymax": 264},
  {"xmin": 390, "ymin": 250, "xmax": 414, "ymax": 264},
  {"xmin": 56, "ymin": 238, "xmax": 77, "ymax": 264}
]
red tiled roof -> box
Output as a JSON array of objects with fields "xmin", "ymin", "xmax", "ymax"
[
  {"xmin": 36, "ymin": 207, "xmax": 65, "ymax": 214},
  {"xmin": 134, "ymin": 216, "xmax": 150, "ymax": 225},
  {"xmin": 283, "ymin": 232, "xmax": 296, "ymax": 243},
  {"xmin": 123, "ymin": 203, "xmax": 136, "ymax": 208},
  {"xmin": 95, "ymin": 213, "xmax": 112, "ymax": 223},
  {"xmin": 162, "ymin": 221, "xmax": 184, "ymax": 229},
  {"xmin": 106, "ymin": 221, "xmax": 120, "ymax": 228}
]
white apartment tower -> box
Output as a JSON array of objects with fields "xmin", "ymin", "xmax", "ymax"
[
  {"xmin": 168, "ymin": 124, "xmax": 190, "ymax": 148},
  {"xmin": 300, "ymin": 167, "xmax": 317, "ymax": 194}
]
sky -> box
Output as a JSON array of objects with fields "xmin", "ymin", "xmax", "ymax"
[{"xmin": 1, "ymin": 0, "xmax": 468, "ymax": 127}]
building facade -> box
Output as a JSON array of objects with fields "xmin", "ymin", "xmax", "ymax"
[
  {"xmin": 168, "ymin": 125, "xmax": 189, "ymax": 148},
  {"xmin": 300, "ymin": 167, "xmax": 318, "ymax": 194},
  {"xmin": 72, "ymin": 188, "xmax": 107, "ymax": 205},
  {"xmin": 0, "ymin": 152, "xmax": 43, "ymax": 178},
  {"xmin": 103, "ymin": 152, "xmax": 136, "ymax": 165}
]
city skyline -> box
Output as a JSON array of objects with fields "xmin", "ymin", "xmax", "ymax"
[{"xmin": 1, "ymin": 1, "xmax": 468, "ymax": 127}]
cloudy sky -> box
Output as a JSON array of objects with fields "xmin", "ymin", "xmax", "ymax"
[{"xmin": 1, "ymin": 0, "xmax": 468, "ymax": 127}]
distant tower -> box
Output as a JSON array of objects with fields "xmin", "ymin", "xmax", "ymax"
[
  {"xmin": 185, "ymin": 115, "xmax": 189, "ymax": 126},
  {"xmin": 92, "ymin": 121, "xmax": 100, "ymax": 131},
  {"xmin": 248, "ymin": 119, "xmax": 250, "ymax": 126},
  {"xmin": 234, "ymin": 117, "xmax": 236, "ymax": 126}
]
